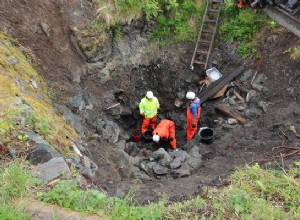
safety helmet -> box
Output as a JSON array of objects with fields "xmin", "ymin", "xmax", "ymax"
[
  {"xmin": 186, "ymin": 91, "xmax": 195, "ymax": 100},
  {"xmin": 146, "ymin": 91, "xmax": 154, "ymax": 99},
  {"xmin": 153, "ymin": 134, "xmax": 160, "ymax": 142}
]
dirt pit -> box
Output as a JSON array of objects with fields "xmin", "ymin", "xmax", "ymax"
[{"xmin": 87, "ymin": 28, "xmax": 300, "ymax": 204}]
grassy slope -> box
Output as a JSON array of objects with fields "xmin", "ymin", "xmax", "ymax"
[{"xmin": 0, "ymin": 33, "xmax": 77, "ymax": 151}]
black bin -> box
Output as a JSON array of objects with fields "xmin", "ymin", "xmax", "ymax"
[
  {"xmin": 143, "ymin": 130, "xmax": 153, "ymax": 143},
  {"xmin": 199, "ymin": 128, "xmax": 214, "ymax": 144}
]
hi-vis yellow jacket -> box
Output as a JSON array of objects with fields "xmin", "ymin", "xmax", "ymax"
[{"xmin": 139, "ymin": 97, "xmax": 160, "ymax": 119}]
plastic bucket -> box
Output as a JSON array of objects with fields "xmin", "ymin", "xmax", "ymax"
[
  {"xmin": 143, "ymin": 130, "xmax": 153, "ymax": 143},
  {"xmin": 131, "ymin": 129, "xmax": 142, "ymax": 142},
  {"xmin": 199, "ymin": 128, "xmax": 214, "ymax": 144}
]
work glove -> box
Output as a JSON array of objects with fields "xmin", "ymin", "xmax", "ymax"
[
  {"xmin": 192, "ymin": 124, "xmax": 197, "ymax": 128},
  {"xmin": 168, "ymin": 136, "xmax": 174, "ymax": 141}
]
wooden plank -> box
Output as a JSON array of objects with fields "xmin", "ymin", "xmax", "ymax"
[
  {"xmin": 215, "ymin": 105, "xmax": 247, "ymax": 124},
  {"xmin": 233, "ymin": 89, "xmax": 245, "ymax": 102},
  {"xmin": 199, "ymin": 66, "xmax": 244, "ymax": 103}
]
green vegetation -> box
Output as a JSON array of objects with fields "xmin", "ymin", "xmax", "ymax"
[
  {"xmin": 39, "ymin": 180, "xmax": 204, "ymax": 219},
  {"xmin": 0, "ymin": 33, "xmax": 78, "ymax": 150},
  {"xmin": 0, "ymin": 162, "xmax": 38, "ymax": 220},
  {"xmin": 38, "ymin": 163, "xmax": 300, "ymax": 219},
  {"xmin": 284, "ymin": 46, "xmax": 300, "ymax": 60},
  {"xmin": 96, "ymin": 0, "xmax": 205, "ymax": 45},
  {"xmin": 1, "ymin": 159, "xmax": 299, "ymax": 219},
  {"xmin": 211, "ymin": 163, "xmax": 300, "ymax": 219},
  {"xmin": 220, "ymin": 1, "xmax": 266, "ymax": 59}
]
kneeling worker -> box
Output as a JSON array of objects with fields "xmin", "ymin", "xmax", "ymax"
[{"xmin": 152, "ymin": 119, "xmax": 177, "ymax": 150}]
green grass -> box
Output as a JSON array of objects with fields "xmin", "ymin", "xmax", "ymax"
[
  {"xmin": 211, "ymin": 163, "xmax": 300, "ymax": 219},
  {"xmin": 0, "ymin": 203, "xmax": 27, "ymax": 220},
  {"xmin": 220, "ymin": 1, "xmax": 267, "ymax": 59},
  {"xmin": 1, "ymin": 160, "xmax": 300, "ymax": 219}
]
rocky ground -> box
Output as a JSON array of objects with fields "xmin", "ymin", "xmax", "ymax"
[{"xmin": 0, "ymin": 0, "xmax": 299, "ymax": 204}]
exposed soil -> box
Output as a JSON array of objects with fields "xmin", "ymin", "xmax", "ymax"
[{"xmin": 1, "ymin": 0, "xmax": 299, "ymax": 204}]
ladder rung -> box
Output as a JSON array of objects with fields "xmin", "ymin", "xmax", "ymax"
[
  {"xmin": 211, "ymin": 0, "xmax": 222, "ymax": 3},
  {"xmin": 207, "ymin": 9, "xmax": 219, "ymax": 13},
  {"xmin": 199, "ymin": 40, "xmax": 211, "ymax": 44},
  {"xmin": 197, "ymin": 49, "xmax": 209, "ymax": 54},
  {"xmin": 205, "ymin": 19, "xmax": 217, "ymax": 23},
  {"xmin": 202, "ymin": 29, "xmax": 214, "ymax": 34},
  {"xmin": 194, "ymin": 60, "xmax": 206, "ymax": 65}
]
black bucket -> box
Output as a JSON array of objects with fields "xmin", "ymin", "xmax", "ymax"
[
  {"xmin": 143, "ymin": 130, "xmax": 153, "ymax": 143},
  {"xmin": 199, "ymin": 128, "xmax": 214, "ymax": 144}
]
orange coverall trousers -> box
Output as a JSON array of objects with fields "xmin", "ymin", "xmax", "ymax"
[
  {"xmin": 141, "ymin": 115, "xmax": 157, "ymax": 134},
  {"xmin": 153, "ymin": 119, "xmax": 176, "ymax": 149},
  {"xmin": 186, "ymin": 107, "xmax": 201, "ymax": 141}
]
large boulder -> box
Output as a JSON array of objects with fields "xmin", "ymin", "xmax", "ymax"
[
  {"xmin": 170, "ymin": 163, "xmax": 191, "ymax": 178},
  {"xmin": 169, "ymin": 151, "xmax": 190, "ymax": 169},
  {"xmin": 151, "ymin": 148, "xmax": 173, "ymax": 166},
  {"xmin": 152, "ymin": 164, "xmax": 168, "ymax": 175},
  {"xmin": 186, "ymin": 146, "xmax": 202, "ymax": 173},
  {"xmin": 32, "ymin": 157, "xmax": 72, "ymax": 182},
  {"xmin": 110, "ymin": 148, "xmax": 133, "ymax": 179},
  {"xmin": 96, "ymin": 120, "xmax": 120, "ymax": 143},
  {"xmin": 139, "ymin": 161, "xmax": 157, "ymax": 176},
  {"xmin": 26, "ymin": 143, "xmax": 60, "ymax": 165}
]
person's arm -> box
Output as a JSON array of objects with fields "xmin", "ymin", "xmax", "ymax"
[
  {"xmin": 156, "ymin": 98, "xmax": 160, "ymax": 109},
  {"xmin": 139, "ymin": 100, "xmax": 145, "ymax": 116},
  {"xmin": 190, "ymin": 104, "xmax": 198, "ymax": 120}
]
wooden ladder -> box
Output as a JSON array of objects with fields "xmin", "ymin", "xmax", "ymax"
[{"xmin": 191, "ymin": 0, "xmax": 223, "ymax": 70}]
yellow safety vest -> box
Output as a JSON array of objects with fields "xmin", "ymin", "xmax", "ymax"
[{"xmin": 139, "ymin": 97, "xmax": 160, "ymax": 118}]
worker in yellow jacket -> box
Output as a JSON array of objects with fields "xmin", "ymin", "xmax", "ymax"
[{"xmin": 139, "ymin": 91, "xmax": 160, "ymax": 134}]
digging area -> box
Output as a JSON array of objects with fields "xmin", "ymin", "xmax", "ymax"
[{"xmin": 1, "ymin": 0, "xmax": 299, "ymax": 203}]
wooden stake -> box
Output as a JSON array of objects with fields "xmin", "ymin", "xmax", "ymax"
[{"xmin": 215, "ymin": 105, "xmax": 247, "ymax": 124}]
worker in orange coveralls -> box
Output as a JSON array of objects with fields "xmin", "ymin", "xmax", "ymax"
[
  {"xmin": 186, "ymin": 91, "xmax": 202, "ymax": 141},
  {"xmin": 139, "ymin": 91, "xmax": 160, "ymax": 134},
  {"xmin": 152, "ymin": 119, "xmax": 177, "ymax": 150}
]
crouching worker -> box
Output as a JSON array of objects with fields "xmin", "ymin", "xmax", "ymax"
[
  {"xmin": 152, "ymin": 119, "xmax": 177, "ymax": 150},
  {"xmin": 139, "ymin": 91, "xmax": 160, "ymax": 134},
  {"xmin": 186, "ymin": 92, "xmax": 201, "ymax": 141}
]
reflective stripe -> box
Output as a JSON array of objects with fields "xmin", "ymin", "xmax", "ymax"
[{"xmin": 139, "ymin": 97, "xmax": 159, "ymax": 118}]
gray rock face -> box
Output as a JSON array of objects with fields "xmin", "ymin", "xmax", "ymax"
[
  {"xmin": 186, "ymin": 146, "xmax": 202, "ymax": 173},
  {"xmin": 110, "ymin": 148, "xmax": 132, "ymax": 179},
  {"xmin": 26, "ymin": 143, "xmax": 60, "ymax": 165},
  {"xmin": 151, "ymin": 148, "xmax": 173, "ymax": 166},
  {"xmin": 240, "ymin": 69, "xmax": 254, "ymax": 82},
  {"xmin": 132, "ymin": 169, "xmax": 151, "ymax": 181},
  {"xmin": 79, "ymin": 156, "xmax": 98, "ymax": 178},
  {"xmin": 56, "ymin": 104, "xmax": 83, "ymax": 135},
  {"xmin": 152, "ymin": 164, "xmax": 168, "ymax": 175},
  {"xmin": 32, "ymin": 157, "xmax": 72, "ymax": 182},
  {"xmin": 86, "ymin": 62, "xmax": 104, "ymax": 75},
  {"xmin": 96, "ymin": 120, "xmax": 120, "ymax": 143},
  {"xmin": 140, "ymin": 161, "xmax": 157, "ymax": 175},
  {"xmin": 125, "ymin": 142, "xmax": 139, "ymax": 157},
  {"xmin": 97, "ymin": 68, "xmax": 111, "ymax": 83},
  {"xmin": 69, "ymin": 93, "xmax": 88, "ymax": 111},
  {"xmin": 169, "ymin": 150, "xmax": 190, "ymax": 169},
  {"xmin": 115, "ymin": 140, "xmax": 126, "ymax": 151},
  {"xmin": 170, "ymin": 163, "xmax": 191, "ymax": 178},
  {"xmin": 245, "ymin": 108, "xmax": 262, "ymax": 119}
]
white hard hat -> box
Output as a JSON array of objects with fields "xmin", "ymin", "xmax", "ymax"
[
  {"xmin": 146, "ymin": 91, "xmax": 154, "ymax": 99},
  {"xmin": 153, "ymin": 134, "xmax": 160, "ymax": 142},
  {"xmin": 186, "ymin": 91, "xmax": 195, "ymax": 100}
]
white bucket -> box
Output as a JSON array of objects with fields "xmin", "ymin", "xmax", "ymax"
[{"xmin": 206, "ymin": 67, "xmax": 223, "ymax": 82}]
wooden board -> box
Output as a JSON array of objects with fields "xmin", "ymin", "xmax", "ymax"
[{"xmin": 199, "ymin": 66, "xmax": 244, "ymax": 103}]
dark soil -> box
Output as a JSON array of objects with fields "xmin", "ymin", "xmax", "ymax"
[{"xmin": 1, "ymin": 0, "xmax": 299, "ymax": 203}]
